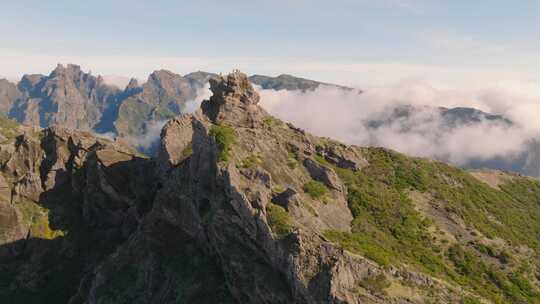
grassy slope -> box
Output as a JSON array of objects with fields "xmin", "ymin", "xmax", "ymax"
[{"xmin": 321, "ymin": 148, "xmax": 540, "ymax": 304}]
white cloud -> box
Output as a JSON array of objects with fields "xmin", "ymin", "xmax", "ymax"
[
  {"xmin": 123, "ymin": 120, "xmax": 168, "ymax": 153},
  {"xmin": 119, "ymin": 84, "xmax": 212, "ymax": 154},
  {"xmin": 257, "ymin": 80, "xmax": 540, "ymax": 167},
  {"xmin": 184, "ymin": 83, "xmax": 212, "ymax": 113}
]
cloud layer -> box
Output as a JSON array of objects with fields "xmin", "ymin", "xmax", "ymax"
[
  {"xmin": 109, "ymin": 78, "xmax": 540, "ymax": 173},
  {"xmin": 256, "ymin": 82, "xmax": 540, "ymax": 167}
]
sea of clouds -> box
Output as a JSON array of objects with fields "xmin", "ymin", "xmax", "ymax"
[
  {"xmin": 122, "ymin": 78, "xmax": 540, "ymax": 172},
  {"xmin": 256, "ymin": 82, "xmax": 540, "ymax": 167}
]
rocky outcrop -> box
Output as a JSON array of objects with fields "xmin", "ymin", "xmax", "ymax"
[
  {"xmin": 0, "ymin": 70, "xmax": 513, "ymax": 304},
  {"xmin": 0, "ymin": 121, "xmax": 156, "ymax": 302},
  {"xmin": 70, "ymin": 71, "xmax": 433, "ymax": 304},
  {"xmin": 201, "ymin": 71, "xmax": 269, "ymax": 127},
  {"xmin": 73, "ymin": 71, "xmax": 365, "ymax": 303},
  {"xmin": 0, "ymin": 79, "xmax": 20, "ymax": 115}
]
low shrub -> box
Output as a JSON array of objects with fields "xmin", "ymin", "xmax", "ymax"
[
  {"xmin": 266, "ymin": 203, "xmax": 293, "ymax": 238},
  {"xmin": 358, "ymin": 274, "xmax": 391, "ymax": 295},
  {"xmin": 209, "ymin": 125, "xmax": 237, "ymax": 162},
  {"xmin": 303, "ymin": 180, "xmax": 329, "ymax": 199}
]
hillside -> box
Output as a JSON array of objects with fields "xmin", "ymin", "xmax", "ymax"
[{"xmin": 0, "ymin": 71, "xmax": 539, "ymax": 303}]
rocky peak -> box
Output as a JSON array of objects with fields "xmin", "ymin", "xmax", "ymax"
[
  {"xmin": 146, "ymin": 69, "xmax": 189, "ymax": 93},
  {"xmin": 18, "ymin": 74, "xmax": 45, "ymax": 93},
  {"xmin": 122, "ymin": 78, "xmax": 142, "ymax": 97},
  {"xmin": 201, "ymin": 70, "xmax": 268, "ymax": 127},
  {"xmin": 126, "ymin": 78, "xmax": 140, "ymax": 90},
  {"xmin": 184, "ymin": 71, "xmax": 219, "ymax": 87},
  {"xmin": 8, "ymin": 64, "xmax": 121, "ymax": 131},
  {"xmin": 50, "ymin": 63, "xmax": 83, "ymax": 79},
  {"xmin": 142, "ymin": 70, "xmax": 193, "ymax": 105},
  {"xmin": 148, "ymin": 69, "xmax": 176, "ymax": 82}
]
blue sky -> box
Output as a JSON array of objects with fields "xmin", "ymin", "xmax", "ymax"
[{"xmin": 1, "ymin": 0, "xmax": 539, "ymax": 86}]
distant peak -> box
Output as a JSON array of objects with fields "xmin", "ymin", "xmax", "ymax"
[
  {"xmin": 53, "ymin": 63, "xmax": 81, "ymax": 73},
  {"xmin": 19, "ymin": 74, "xmax": 46, "ymax": 90},
  {"xmin": 149, "ymin": 69, "xmax": 177, "ymax": 80},
  {"xmin": 50, "ymin": 63, "xmax": 85, "ymax": 79},
  {"xmin": 126, "ymin": 78, "xmax": 140, "ymax": 89}
]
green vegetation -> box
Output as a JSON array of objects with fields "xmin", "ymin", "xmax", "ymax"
[
  {"xmin": 324, "ymin": 230, "xmax": 393, "ymax": 267},
  {"xmin": 319, "ymin": 148, "xmax": 540, "ymax": 303},
  {"xmin": 266, "ymin": 203, "xmax": 293, "ymax": 238},
  {"xmin": 17, "ymin": 199, "xmax": 65, "ymax": 240},
  {"xmin": 272, "ymin": 185, "xmax": 286, "ymax": 194},
  {"xmin": 240, "ymin": 154, "xmax": 262, "ymax": 169},
  {"xmin": 303, "ymin": 180, "xmax": 329, "ymax": 199},
  {"xmin": 209, "ymin": 124, "xmax": 237, "ymax": 162},
  {"xmin": 358, "ymin": 274, "xmax": 390, "ymax": 296},
  {"xmin": 180, "ymin": 142, "xmax": 193, "ymax": 161},
  {"xmin": 0, "ymin": 114, "xmax": 20, "ymax": 140},
  {"xmin": 448, "ymin": 244, "xmax": 540, "ymax": 303},
  {"xmin": 462, "ymin": 297, "xmax": 482, "ymax": 304},
  {"xmin": 263, "ymin": 117, "xmax": 282, "ymax": 128},
  {"xmin": 286, "ymin": 156, "xmax": 298, "ymax": 169},
  {"xmin": 313, "ymin": 154, "xmax": 330, "ymax": 166}
]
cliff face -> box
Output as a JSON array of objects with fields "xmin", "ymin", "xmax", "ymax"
[
  {"xmin": 114, "ymin": 69, "xmax": 206, "ymax": 138},
  {"xmin": 1, "ymin": 71, "xmax": 540, "ymax": 304},
  {"xmin": 8, "ymin": 64, "xmax": 121, "ymax": 132},
  {"xmin": 0, "ymin": 117, "xmax": 156, "ymax": 303},
  {"xmin": 0, "ymin": 79, "xmax": 20, "ymax": 115},
  {"xmin": 77, "ymin": 71, "xmax": 365, "ymax": 303}
]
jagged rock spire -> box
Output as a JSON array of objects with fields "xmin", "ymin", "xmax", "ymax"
[
  {"xmin": 126, "ymin": 78, "xmax": 139, "ymax": 90},
  {"xmin": 201, "ymin": 70, "xmax": 268, "ymax": 127}
]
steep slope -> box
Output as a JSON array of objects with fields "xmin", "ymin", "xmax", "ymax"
[
  {"xmin": 114, "ymin": 69, "xmax": 208, "ymax": 138},
  {"xmin": 0, "ymin": 116, "xmax": 156, "ymax": 303},
  {"xmin": 0, "ymin": 79, "xmax": 20, "ymax": 115},
  {"xmin": 8, "ymin": 64, "xmax": 121, "ymax": 132}
]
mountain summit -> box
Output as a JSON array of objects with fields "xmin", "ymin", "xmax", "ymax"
[{"xmin": 1, "ymin": 71, "xmax": 540, "ymax": 303}]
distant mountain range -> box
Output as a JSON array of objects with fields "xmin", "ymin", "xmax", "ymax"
[
  {"xmin": 2, "ymin": 71, "xmax": 540, "ymax": 304},
  {"xmin": 0, "ymin": 65, "xmax": 349, "ymax": 143},
  {"xmin": 1, "ymin": 64, "xmax": 539, "ymax": 177}
]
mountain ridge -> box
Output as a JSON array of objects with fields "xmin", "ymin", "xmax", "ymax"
[
  {"xmin": 2, "ymin": 64, "xmax": 540, "ymax": 179},
  {"xmin": 0, "ymin": 71, "xmax": 539, "ymax": 303}
]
